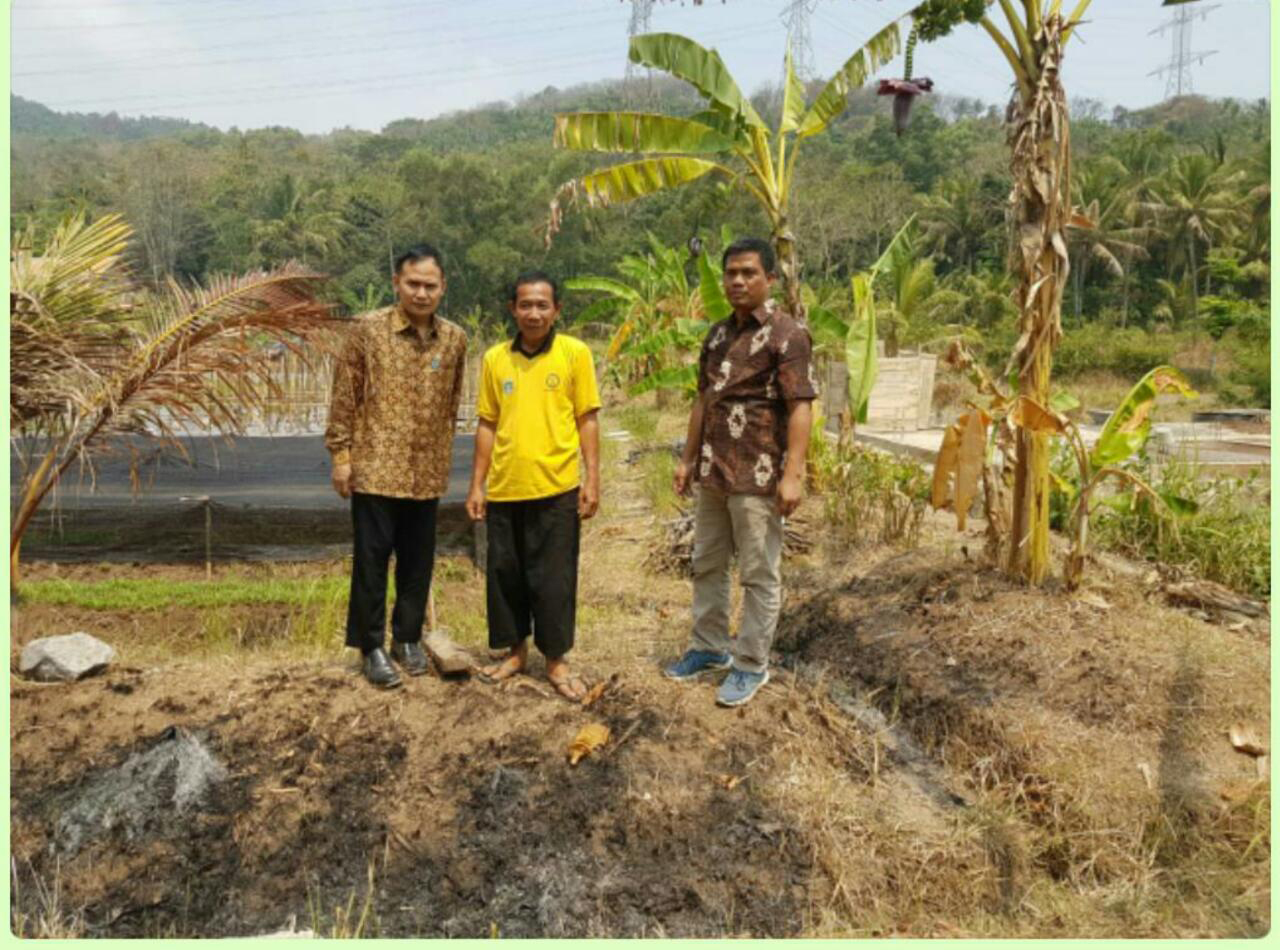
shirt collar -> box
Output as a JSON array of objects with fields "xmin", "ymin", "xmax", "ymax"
[
  {"xmin": 391, "ymin": 305, "xmax": 438, "ymax": 339},
  {"xmin": 734, "ymin": 299, "xmax": 776, "ymax": 330},
  {"xmin": 511, "ymin": 326, "xmax": 556, "ymax": 358}
]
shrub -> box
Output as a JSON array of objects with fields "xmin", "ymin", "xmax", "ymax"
[
  {"xmin": 1091, "ymin": 457, "xmax": 1270, "ymax": 598},
  {"xmin": 811, "ymin": 440, "xmax": 930, "ymax": 546},
  {"xmin": 1054, "ymin": 325, "xmax": 1180, "ymax": 380}
]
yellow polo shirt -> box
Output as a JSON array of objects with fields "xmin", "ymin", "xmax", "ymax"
[{"xmin": 476, "ymin": 330, "xmax": 602, "ymax": 501}]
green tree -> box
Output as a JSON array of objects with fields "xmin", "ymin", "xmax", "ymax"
[
  {"xmin": 548, "ymin": 26, "xmax": 903, "ymax": 318},
  {"xmin": 1140, "ymin": 152, "xmax": 1245, "ymax": 325}
]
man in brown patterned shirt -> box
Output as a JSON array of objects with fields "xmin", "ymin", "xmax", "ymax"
[
  {"xmin": 325, "ymin": 244, "xmax": 468, "ymax": 689},
  {"xmin": 665, "ymin": 237, "xmax": 817, "ymax": 707}
]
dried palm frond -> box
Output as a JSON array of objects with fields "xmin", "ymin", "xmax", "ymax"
[{"xmin": 10, "ymin": 212, "xmax": 340, "ymax": 586}]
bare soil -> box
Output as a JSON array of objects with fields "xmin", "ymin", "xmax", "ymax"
[{"xmin": 9, "ymin": 437, "xmax": 1270, "ymax": 938}]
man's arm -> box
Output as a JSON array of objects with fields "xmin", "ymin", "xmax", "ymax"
[
  {"xmin": 776, "ymin": 398, "xmax": 813, "ymax": 516},
  {"xmin": 324, "ymin": 326, "xmax": 364, "ymax": 498},
  {"xmin": 672, "ymin": 393, "xmax": 706, "ymax": 498},
  {"xmin": 466, "ymin": 418, "xmax": 496, "ymax": 522},
  {"xmin": 576, "ymin": 409, "xmax": 600, "ymax": 519}
]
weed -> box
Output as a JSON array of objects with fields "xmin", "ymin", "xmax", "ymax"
[
  {"xmin": 307, "ymin": 859, "xmax": 378, "ymax": 938},
  {"xmin": 811, "ymin": 441, "xmax": 929, "ymax": 546},
  {"xmin": 1092, "ymin": 456, "xmax": 1270, "ymax": 596},
  {"xmin": 10, "ymin": 858, "xmax": 85, "ymax": 939}
]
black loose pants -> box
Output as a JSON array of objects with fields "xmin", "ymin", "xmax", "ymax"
[
  {"xmin": 485, "ymin": 487, "xmax": 579, "ymax": 659},
  {"xmin": 345, "ymin": 492, "xmax": 438, "ymax": 654}
]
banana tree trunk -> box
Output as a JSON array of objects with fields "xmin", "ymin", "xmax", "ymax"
[
  {"xmin": 772, "ymin": 222, "xmax": 804, "ymax": 320},
  {"xmin": 1004, "ymin": 14, "xmax": 1071, "ymax": 585}
]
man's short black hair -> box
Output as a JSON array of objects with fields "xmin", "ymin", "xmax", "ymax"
[
  {"xmin": 509, "ymin": 270, "xmax": 560, "ymax": 305},
  {"xmin": 722, "ymin": 237, "xmax": 776, "ymax": 276},
  {"xmin": 394, "ymin": 243, "xmax": 444, "ymax": 274}
]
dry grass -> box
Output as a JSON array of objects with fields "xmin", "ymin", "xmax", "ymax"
[{"xmin": 9, "ymin": 398, "xmax": 1269, "ymax": 938}]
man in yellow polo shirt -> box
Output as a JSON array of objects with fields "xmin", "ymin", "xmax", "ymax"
[{"xmin": 465, "ymin": 270, "xmax": 601, "ymax": 701}]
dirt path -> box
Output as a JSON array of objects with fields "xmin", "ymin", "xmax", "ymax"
[{"xmin": 9, "ymin": 428, "xmax": 1270, "ymax": 937}]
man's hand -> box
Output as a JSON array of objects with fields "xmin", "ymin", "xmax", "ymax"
[
  {"xmin": 578, "ymin": 479, "xmax": 599, "ymax": 519},
  {"xmin": 331, "ymin": 463, "xmax": 353, "ymax": 499},
  {"xmin": 465, "ymin": 484, "xmax": 487, "ymax": 522},
  {"xmin": 673, "ymin": 460, "xmax": 694, "ymax": 498},
  {"xmin": 776, "ymin": 471, "xmax": 803, "ymax": 517}
]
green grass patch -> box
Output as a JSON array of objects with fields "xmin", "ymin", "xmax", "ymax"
[{"xmin": 23, "ymin": 575, "xmax": 351, "ymax": 611}]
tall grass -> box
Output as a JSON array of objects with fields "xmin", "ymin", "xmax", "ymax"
[{"xmin": 1091, "ymin": 457, "xmax": 1270, "ymax": 597}]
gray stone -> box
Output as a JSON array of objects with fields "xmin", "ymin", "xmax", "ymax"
[
  {"xmin": 53, "ymin": 726, "xmax": 227, "ymax": 857},
  {"xmin": 19, "ymin": 632, "xmax": 116, "ymax": 682}
]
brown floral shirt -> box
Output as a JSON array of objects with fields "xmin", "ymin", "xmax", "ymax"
[
  {"xmin": 324, "ymin": 305, "xmax": 468, "ymax": 500},
  {"xmin": 695, "ymin": 300, "xmax": 818, "ymax": 496}
]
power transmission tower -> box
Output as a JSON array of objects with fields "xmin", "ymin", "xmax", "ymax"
[
  {"xmin": 1147, "ymin": 3, "xmax": 1219, "ymax": 100},
  {"xmin": 780, "ymin": 0, "xmax": 819, "ymax": 81},
  {"xmin": 625, "ymin": 0, "xmax": 657, "ymax": 106}
]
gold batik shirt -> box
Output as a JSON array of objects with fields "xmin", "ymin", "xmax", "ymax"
[{"xmin": 324, "ymin": 305, "xmax": 468, "ymax": 500}]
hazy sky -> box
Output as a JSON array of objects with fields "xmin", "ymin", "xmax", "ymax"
[{"xmin": 10, "ymin": 0, "xmax": 1272, "ymax": 135}]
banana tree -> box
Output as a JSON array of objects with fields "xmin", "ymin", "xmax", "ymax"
[
  {"xmin": 567, "ymin": 237, "xmax": 731, "ymax": 399},
  {"xmin": 547, "ymin": 24, "xmax": 902, "ymax": 319}
]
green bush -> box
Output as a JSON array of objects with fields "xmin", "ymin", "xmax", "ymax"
[
  {"xmin": 1091, "ymin": 457, "xmax": 1270, "ymax": 598},
  {"xmin": 1054, "ymin": 325, "xmax": 1180, "ymax": 380},
  {"xmin": 811, "ymin": 440, "xmax": 930, "ymax": 546}
]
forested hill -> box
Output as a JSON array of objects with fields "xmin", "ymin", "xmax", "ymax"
[
  {"xmin": 10, "ymin": 83, "xmax": 1269, "ymax": 401},
  {"xmin": 11, "ymin": 94, "xmax": 217, "ymax": 141}
]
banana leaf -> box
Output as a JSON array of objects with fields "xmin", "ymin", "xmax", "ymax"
[
  {"xmin": 1090, "ymin": 365, "xmax": 1196, "ymax": 469},
  {"xmin": 806, "ymin": 304, "xmax": 850, "ymax": 346},
  {"xmin": 566, "ymin": 297, "xmax": 621, "ymax": 328},
  {"xmin": 577, "ymin": 157, "xmax": 730, "ymax": 207},
  {"xmin": 697, "ymin": 251, "xmax": 731, "ymax": 321},
  {"xmin": 564, "ymin": 276, "xmax": 643, "ymax": 303},
  {"xmin": 628, "ymin": 33, "xmax": 765, "ymax": 132},
  {"xmin": 553, "ymin": 112, "xmax": 736, "ymax": 155},
  {"xmin": 628, "ymin": 364, "xmax": 698, "ymax": 396},
  {"xmin": 797, "ymin": 19, "xmax": 901, "ymax": 140},
  {"xmin": 845, "ymin": 274, "xmax": 878, "ymax": 424},
  {"xmin": 778, "ymin": 45, "xmax": 807, "ymax": 135}
]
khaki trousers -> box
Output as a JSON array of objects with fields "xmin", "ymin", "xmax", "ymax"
[{"xmin": 690, "ymin": 486, "xmax": 782, "ymax": 674}]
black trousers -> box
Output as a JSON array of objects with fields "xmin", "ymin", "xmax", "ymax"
[
  {"xmin": 486, "ymin": 488, "xmax": 579, "ymax": 659},
  {"xmin": 345, "ymin": 492, "xmax": 438, "ymax": 654}
]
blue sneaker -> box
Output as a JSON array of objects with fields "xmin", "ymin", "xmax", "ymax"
[
  {"xmin": 716, "ymin": 668, "xmax": 770, "ymax": 707},
  {"xmin": 663, "ymin": 649, "xmax": 732, "ymax": 680}
]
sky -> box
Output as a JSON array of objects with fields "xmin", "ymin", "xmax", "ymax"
[{"xmin": 9, "ymin": 0, "xmax": 1272, "ymax": 135}]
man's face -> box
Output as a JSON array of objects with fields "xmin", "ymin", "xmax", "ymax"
[
  {"xmin": 392, "ymin": 257, "xmax": 446, "ymax": 322},
  {"xmin": 722, "ymin": 252, "xmax": 774, "ymax": 313},
  {"xmin": 509, "ymin": 281, "xmax": 560, "ymax": 347}
]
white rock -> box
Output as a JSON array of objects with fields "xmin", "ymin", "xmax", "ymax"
[{"xmin": 19, "ymin": 632, "xmax": 116, "ymax": 682}]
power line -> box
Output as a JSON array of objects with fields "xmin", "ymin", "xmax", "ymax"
[
  {"xmin": 13, "ymin": 5, "xmax": 633, "ymax": 78},
  {"xmin": 14, "ymin": 0, "xmax": 468, "ymax": 31},
  {"xmin": 1147, "ymin": 2, "xmax": 1220, "ymax": 99},
  {"xmin": 31, "ymin": 21, "xmax": 782, "ymax": 116}
]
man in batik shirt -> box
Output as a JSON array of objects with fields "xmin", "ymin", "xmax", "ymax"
[
  {"xmin": 325, "ymin": 244, "xmax": 468, "ymax": 689},
  {"xmin": 665, "ymin": 237, "xmax": 817, "ymax": 707}
]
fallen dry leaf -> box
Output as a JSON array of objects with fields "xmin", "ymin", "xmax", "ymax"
[
  {"xmin": 580, "ymin": 673, "xmax": 620, "ymax": 709},
  {"xmin": 1256, "ymin": 755, "xmax": 1269, "ymax": 780},
  {"xmin": 1136, "ymin": 762, "xmax": 1154, "ymax": 791},
  {"xmin": 568, "ymin": 723, "xmax": 610, "ymax": 765},
  {"xmin": 716, "ymin": 773, "xmax": 743, "ymax": 790},
  {"xmin": 1076, "ymin": 592, "xmax": 1112, "ymax": 611},
  {"xmin": 1229, "ymin": 723, "xmax": 1267, "ymax": 757}
]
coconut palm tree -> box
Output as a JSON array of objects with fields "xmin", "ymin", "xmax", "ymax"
[
  {"xmin": 1140, "ymin": 152, "xmax": 1245, "ymax": 324},
  {"xmin": 10, "ymin": 212, "xmax": 338, "ymax": 587},
  {"xmin": 252, "ymin": 174, "xmax": 347, "ymax": 266},
  {"xmin": 1066, "ymin": 156, "xmax": 1149, "ymax": 326},
  {"xmin": 547, "ymin": 25, "xmax": 903, "ymax": 319},
  {"xmin": 916, "ymin": 176, "xmax": 1000, "ymax": 275}
]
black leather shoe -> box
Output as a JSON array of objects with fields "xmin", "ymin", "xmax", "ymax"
[
  {"xmin": 390, "ymin": 640, "xmax": 430, "ymax": 677},
  {"xmin": 362, "ymin": 648, "xmax": 403, "ymax": 689}
]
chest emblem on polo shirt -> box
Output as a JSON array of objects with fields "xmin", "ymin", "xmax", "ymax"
[
  {"xmin": 545, "ymin": 373, "xmax": 561, "ymax": 390},
  {"xmin": 502, "ymin": 380, "xmax": 514, "ymax": 395}
]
